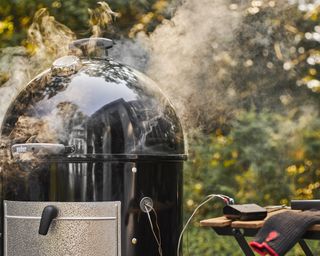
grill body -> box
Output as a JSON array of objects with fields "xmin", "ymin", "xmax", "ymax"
[{"xmin": 0, "ymin": 52, "xmax": 186, "ymax": 255}]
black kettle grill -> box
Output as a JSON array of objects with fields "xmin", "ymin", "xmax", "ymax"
[{"xmin": 0, "ymin": 38, "xmax": 186, "ymax": 256}]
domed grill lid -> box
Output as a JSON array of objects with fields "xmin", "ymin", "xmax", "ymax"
[{"xmin": 1, "ymin": 39, "xmax": 186, "ymax": 162}]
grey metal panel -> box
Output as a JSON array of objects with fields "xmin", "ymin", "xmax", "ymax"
[{"xmin": 4, "ymin": 201, "xmax": 121, "ymax": 256}]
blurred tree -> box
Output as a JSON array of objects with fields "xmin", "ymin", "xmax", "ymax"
[
  {"xmin": 0, "ymin": 0, "xmax": 173, "ymax": 48},
  {"xmin": 183, "ymin": 109, "xmax": 320, "ymax": 255},
  {"xmin": 231, "ymin": 1, "xmax": 319, "ymax": 113}
]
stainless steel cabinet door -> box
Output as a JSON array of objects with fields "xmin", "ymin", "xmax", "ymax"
[{"xmin": 4, "ymin": 201, "xmax": 121, "ymax": 256}]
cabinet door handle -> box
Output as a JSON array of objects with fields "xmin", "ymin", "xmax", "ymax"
[{"xmin": 38, "ymin": 205, "xmax": 58, "ymax": 235}]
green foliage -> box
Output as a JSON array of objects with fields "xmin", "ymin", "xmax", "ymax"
[
  {"xmin": 0, "ymin": 0, "xmax": 171, "ymax": 47},
  {"xmin": 183, "ymin": 110, "xmax": 320, "ymax": 255},
  {"xmin": 232, "ymin": 2, "xmax": 320, "ymax": 111}
]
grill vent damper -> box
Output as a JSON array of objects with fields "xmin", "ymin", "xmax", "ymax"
[{"xmin": 0, "ymin": 38, "xmax": 186, "ymax": 256}]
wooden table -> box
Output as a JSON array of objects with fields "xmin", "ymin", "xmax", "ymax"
[{"xmin": 200, "ymin": 209, "xmax": 320, "ymax": 256}]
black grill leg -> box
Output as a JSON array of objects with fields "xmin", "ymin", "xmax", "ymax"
[
  {"xmin": 299, "ymin": 240, "xmax": 314, "ymax": 256},
  {"xmin": 232, "ymin": 229, "xmax": 255, "ymax": 256}
]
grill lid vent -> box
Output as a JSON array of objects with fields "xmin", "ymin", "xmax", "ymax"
[{"xmin": 51, "ymin": 55, "xmax": 82, "ymax": 77}]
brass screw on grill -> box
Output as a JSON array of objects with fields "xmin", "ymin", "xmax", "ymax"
[{"xmin": 131, "ymin": 238, "xmax": 138, "ymax": 245}]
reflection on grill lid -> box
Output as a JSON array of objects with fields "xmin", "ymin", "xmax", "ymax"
[{"xmin": 1, "ymin": 56, "xmax": 186, "ymax": 161}]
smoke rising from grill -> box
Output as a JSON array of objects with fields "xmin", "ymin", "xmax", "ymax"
[
  {"xmin": 111, "ymin": 0, "xmax": 315, "ymax": 135},
  {"xmin": 0, "ymin": 8, "xmax": 75, "ymax": 127},
  {"xmin": 110, "ymin": 39, "xmax": 150, "ymax": 72},
  {"xmin": 88, "ymin": 1, "xmax": 120, "ymax": 37},
  {"xmin": 145, "ymin": 0, "xmax": 242, "ymax": 132},
  {"xmin": 141, "ymin": 0, "xmax": 298, "ymax": 132}
]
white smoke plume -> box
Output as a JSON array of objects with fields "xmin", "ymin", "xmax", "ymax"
[
  {"xmin": 126, "ymin": 0, "xmax": 309, "ymax": 134},
  {"xmin": 142, "ymin": 0, "xmax": 243, "ymax": 132},
  {"xmin": 88, "ymin": 1, "xmax": 120, "ymax": 37},
  {"xmin": 109, "ymin": 39, "xmax": 150, "ymax": 71},
  {"xmin": 0, "ymin": 8, "xmax": 75, "ymax": 127}
]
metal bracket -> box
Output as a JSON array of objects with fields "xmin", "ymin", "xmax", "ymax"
[
  {"xmin": 299, "ymin": 240, "xmax": 314, "ymax": 256},
  {"xmin": 211, "ymin": 226, "xmax": 315, "ymax": 256},
  {"xmin": 232, "ymin": 228, "xmax": 255, "ymax": 256}
]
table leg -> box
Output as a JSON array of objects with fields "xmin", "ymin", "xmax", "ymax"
[
  {"xmin": 298, "ymin": 240, "xmax": 314, "ymax": 256},
  {"xmin": 232, "ymin": 229, "xmax": 255, "ymax": 256}
]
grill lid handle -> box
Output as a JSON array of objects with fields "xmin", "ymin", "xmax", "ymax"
[
  {"xmin": 39, "ymin": 205, "xmax": 59, "ymax": 235},
  {"xmin": 69, "ymin": 38, "xmax": 113, "ymax": 58},
  {"xmin": 11, "ymin": 143, "xmax": 75, "ymax": 159}
]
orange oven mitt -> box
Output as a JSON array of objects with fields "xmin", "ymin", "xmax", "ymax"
[{"xmin": 249, "ymin": 210, "xmax": 320, "ymax": 256}]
